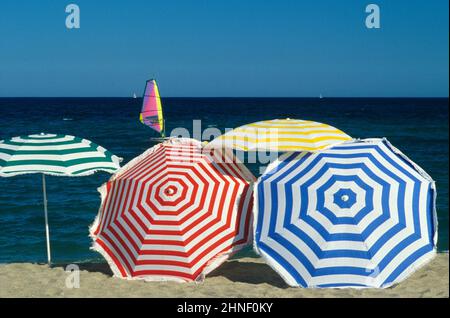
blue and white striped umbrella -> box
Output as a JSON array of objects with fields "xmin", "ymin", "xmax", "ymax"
[{"xmin": 254, "ymin": 138, "xmax": 437, "ymax": 288}]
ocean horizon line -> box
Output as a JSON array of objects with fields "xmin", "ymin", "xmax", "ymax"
[{"xmin": 0, "ymin": 96, "xmax": 448, "ymax": 99}]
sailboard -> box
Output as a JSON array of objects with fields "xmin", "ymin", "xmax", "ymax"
[{"xmin": 139, "ymin": 79, "xmax": 166, "ymax": 139}]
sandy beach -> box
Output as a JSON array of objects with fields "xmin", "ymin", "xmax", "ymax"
[{"xmin": 0, "ymin": 253, "xmax": 448, "ymax": 298}]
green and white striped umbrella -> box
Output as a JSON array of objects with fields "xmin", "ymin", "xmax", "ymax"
[
  {"xmin": 0, "ymin": 133, "xmax": 122, "ymax": 265},
  {"xmin": 0, "ymin": 133, "xmax": 121, "ymax": 177}
]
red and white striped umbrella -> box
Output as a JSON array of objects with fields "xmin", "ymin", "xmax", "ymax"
[{"xmin": 90, "ymin": 138, "xmax": 255, "ymax": 282}]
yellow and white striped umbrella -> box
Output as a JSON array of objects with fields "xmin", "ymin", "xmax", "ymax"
[{"xmin": 207, "ymin": 119, "xmax": 352, "ymax": 152}]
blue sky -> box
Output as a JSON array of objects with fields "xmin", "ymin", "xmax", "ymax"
[{"xmin": 0, "ymin": 0, "xmax": 448, "ymax": 97}]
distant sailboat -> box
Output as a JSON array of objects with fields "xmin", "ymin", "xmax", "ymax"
[
  {"xmin": 139, "ymin": 79, "xmax": 166, "ymax": 139},
  {"xmin": 319, "ymin": 93, "xmax": 323, "ymax": 99},
  {"xmin": 133, "ymin": 92, "xmax": 137, "ymax": 99}
]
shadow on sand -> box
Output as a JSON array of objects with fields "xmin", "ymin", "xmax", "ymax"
[
  {"xmin": 208, "ymin": 260, "xmax": 288, "ymax": 288},
  {"xmin": 54, "ymin": 259, "xmax": 288, "ymax": 288},
  {"xmin": 54, "ymin": 262, "xmax": 114, "ymax": 276}
]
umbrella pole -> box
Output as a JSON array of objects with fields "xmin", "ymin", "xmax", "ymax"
[{"xmin": 42, "ymin": 174, "xmax": 51, "ymax": 266}]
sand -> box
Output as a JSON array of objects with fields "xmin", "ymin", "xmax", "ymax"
[{"xmin": 0, "ymin": 254, "xmax": 448, "ymax": 298}]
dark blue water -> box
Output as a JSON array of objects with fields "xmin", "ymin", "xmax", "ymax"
[{"xmin": 0, "ymin": 98, "xmax": 448, "ymax": 263}]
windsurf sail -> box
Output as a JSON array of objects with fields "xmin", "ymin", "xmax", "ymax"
[{"xmin": 139, "ymin": 79, "xmax": 165, "ymax": 137}]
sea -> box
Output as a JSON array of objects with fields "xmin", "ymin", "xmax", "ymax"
[{"xmin": 0, "ymin": 97, "xmax": 448, "ymax": 263}]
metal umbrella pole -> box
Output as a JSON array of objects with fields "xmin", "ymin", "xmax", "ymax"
[{"xmin": 42, "ymin": 174, "xmax": 51, "ymax": 265}]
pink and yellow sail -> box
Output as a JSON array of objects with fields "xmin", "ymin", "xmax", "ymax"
[{"xmin": 140, "ymin": 79, "xmax": 165, "ymax": 137}]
